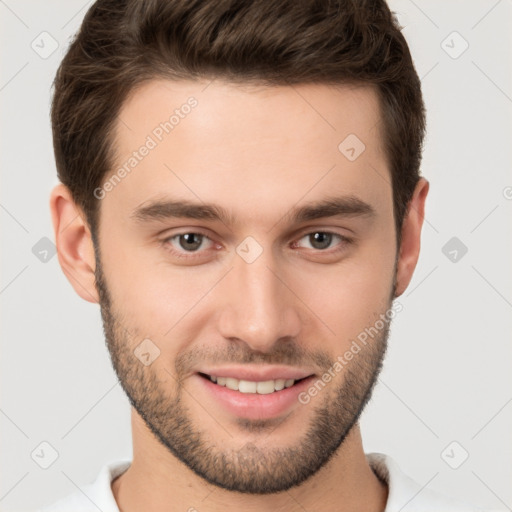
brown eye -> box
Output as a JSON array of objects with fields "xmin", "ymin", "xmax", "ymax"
[
  {"xmin": 297, "ymin": 231, "xmax": 346, "ymax": 251},
  {"xmin": 163, "ymin": 232, "xmax": 214, "ymax": 257},
  {"xmin": 177, "ymin": 233, "xmax": 204, "ymax": 251},
  {"xmin": 308, "ymin": 232, "xmax": 333, "ymax": 250}
]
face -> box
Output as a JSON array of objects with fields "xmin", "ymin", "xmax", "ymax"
[{"xmin": 93, "ymin": 79, "xmax": 398, "ymax": 493}]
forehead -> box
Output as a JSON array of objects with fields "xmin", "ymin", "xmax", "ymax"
[
  {"xmin": 115, "ymin": 79, "xmax": 384, "ymax": 150},
  {"xmin": 104, "ymin": 79, "xmax": 390, "ymax": 229}
]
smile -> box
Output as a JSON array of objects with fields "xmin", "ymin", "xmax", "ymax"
[{"xmin": 199, "ymin": 372, "xmax": 307, "ymax": 394}]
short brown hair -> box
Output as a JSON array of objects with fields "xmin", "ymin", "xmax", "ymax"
[{"xmin": 51, "ymin": 0, "xmax": 425, "ymax": 243}]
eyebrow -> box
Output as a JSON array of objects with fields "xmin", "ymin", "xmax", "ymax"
[{"xmin": 130, "ymin": 195, "xmax": 376, "ymax": 227}]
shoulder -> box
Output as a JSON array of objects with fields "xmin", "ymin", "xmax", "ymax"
[
  {"xmin": 37, "ymin": 460, "xmax": 131, "ymax": 512},
  {"xmin": 366, "ymin": 452, "xmax": 492, "ymax": 512}
]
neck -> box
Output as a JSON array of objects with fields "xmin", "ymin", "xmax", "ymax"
[{"xmin": 112, "ymin": 409, "xmax": 388, "ymax": 512}]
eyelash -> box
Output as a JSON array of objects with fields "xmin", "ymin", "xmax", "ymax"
[{"xmin": 161, "ymin": 230, "xmax": 353, "ymax": 260}]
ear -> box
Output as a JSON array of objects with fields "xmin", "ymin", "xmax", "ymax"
[
  {"xmin": 394, "ymin": 178, "xmax": 429, "ymax": 298},
  {"xmin": 49, "ymin": 183, "xmax": 99, "ymax": 303}
]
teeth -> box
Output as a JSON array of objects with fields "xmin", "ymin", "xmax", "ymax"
[
  {"xmin": 208, "ymin": 375, "xmax": 297, "ymax": 394},
  {"xmin": 239, "ymin": 380, "xmax": 257, "ymax": 393},
  {"xmin": 274, "ymin": 379, "xmax": 285, "ymax": 391},
  {"xmin": 256, "ymin": 381, "xmax": 275, "ymax": 394},
  {"xmin": 225, "ymin": 377, "xmax": 239, "ymax": 391}
]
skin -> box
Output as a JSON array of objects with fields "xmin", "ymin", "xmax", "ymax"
[{"xmin": 50, "ymin": 79, "xmax": 429, "ymax": 512}]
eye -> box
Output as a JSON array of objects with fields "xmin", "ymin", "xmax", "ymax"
[
  {"xmin": 163, "ymin": 232, "xmax": 215, "ymax": 256},
  {"xmin": 161, "ymin": 229, "xmax": 352, "ymax": 261},
  {"xmin": 294, "ymin": 231, "xmax": 350, "ymax": 252}
]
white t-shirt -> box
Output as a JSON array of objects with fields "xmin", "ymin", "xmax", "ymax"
[{"xmin": 38, "ymin": 453, "xmax": 486, "ymax": 512}]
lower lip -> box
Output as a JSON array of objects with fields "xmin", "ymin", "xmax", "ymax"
[{"xmin": 195, "ymin": 374, "xmax": 316, "ymax": 420}]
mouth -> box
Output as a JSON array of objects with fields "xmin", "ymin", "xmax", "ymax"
[
  {"xmin": 194, "ymin": 366, "xmax": 318, "ymax": 420},
  {"xmin": 197, "ymin": 372, "xmax": 311, "ymax": 395}
]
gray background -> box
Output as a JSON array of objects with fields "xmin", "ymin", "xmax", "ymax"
[{"xmin": 1, "ymin": 1, "xmax": 511, "ymax": 511}]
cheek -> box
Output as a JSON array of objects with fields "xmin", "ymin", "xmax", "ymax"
[
  {"xmin": 97, "ymin": 229, "xmax": 212, "ymax": 342},
  {"xmin": 291, "ymin": 241, "xmax": 396, "ymax": 346},
  {"xmin": 110, "ymin": 263, "xmax": 213, "ymax": 333}
]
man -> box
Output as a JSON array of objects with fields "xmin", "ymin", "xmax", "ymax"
[{"xmin": 41, "ymin": 0, "xmax": 481, "ymax": 510}]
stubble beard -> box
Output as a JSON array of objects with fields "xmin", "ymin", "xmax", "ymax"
[{"xmin": 94, "ymin": 251, "xmax": 392, "ymax": 494}]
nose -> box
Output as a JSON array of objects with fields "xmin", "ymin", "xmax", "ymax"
[{"xmin": 217, "ymin": 246, "xmax": 302, "ymax": 353}]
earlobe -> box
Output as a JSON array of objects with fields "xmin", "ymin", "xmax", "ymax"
[
  {"xmin": 394, "ymin": 178, "xmax": 430, "ymax": 298},
  {"xmin": 49, "ymin": 184, "xmax": 99, "ymax": 304}
]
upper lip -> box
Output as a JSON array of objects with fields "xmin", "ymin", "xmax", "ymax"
[{"xmin": 197, "ymin": 365, "xmax": 315, "ymax": 382}]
